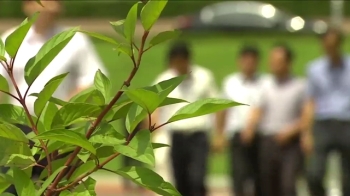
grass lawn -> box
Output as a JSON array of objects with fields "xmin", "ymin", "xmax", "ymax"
[{"xmin": 92, "ymin": 32, "xmax": 350, "ymax": 176}]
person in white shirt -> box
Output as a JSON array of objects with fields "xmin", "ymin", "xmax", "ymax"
[
  {"xmin": 243, "ymin": 44, "xmax": 305, "ymax": 196},
  {"xmin": 0, "ymin": 1, "xmax": 105, "ymax": 195},
  {"xmin": 216, "ymin": 45, "xmax": 268, "ymax": 196},
  {"xmin": 151, "ymin": 41, "xmax": 219, "ymax": 196}
]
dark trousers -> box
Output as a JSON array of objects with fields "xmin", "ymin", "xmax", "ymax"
[
  {"xmin": 307, "ymin": 120, "xmax": 350, "ymax": 196},
  {"xmin": 230, "ymin": 132, "xmax": 261, "ymax": 196},
  {"xmin": 259, "ymin": 134, "xmax": 303, "ymax": 196},
  {"xmin": 170, "ymin": 131, "xmax": 209, "ymax": 196}
]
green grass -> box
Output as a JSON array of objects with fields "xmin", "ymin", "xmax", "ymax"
[{"xmin": 95, "ymin": 32, "xmax": 350, "ymax": 175}]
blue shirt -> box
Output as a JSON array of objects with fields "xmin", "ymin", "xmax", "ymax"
[{"xmin": 307, "ymin": 56, "xmax": 350, "ymax": 120}]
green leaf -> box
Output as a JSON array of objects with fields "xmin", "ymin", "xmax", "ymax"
[
  {"xmin": 12, "ymin": 167, "xmax": 36, "ymax": 196},
  {"xmin": 77, "ymin": 151, "xmax": 91, "ymax": 163},
  {"xmin": 24, "ymin": 27, "xmax": 77, "ymax": 85},
  {"xmin": 110, "ymin": 20, "xmax": 125, "ymax": 37},
  {"xmin": 116, "ymin": 166, "xmax": 180, "ymax": 196},
  {"xmin": 69, "ymin": 161, "xmax": 95, "ymax": 182},
  {"xmin": 79, "ymin": 30, "xmax": 118, "ymax": 45},
  {"xmin": 159, "ymin": 97, "xmax": 188, "ymax": 107},
  {"xmin": 5, "ymin": 154, "xmax": 35, "ymax": 169},
  {"xmin": 0, "ymin": 123, "xmax": 28, "ymax": 143},
  {"xmin": 0, "ymin": 104, "xmax": 27, "ymax": 125},
  {"xmin": 94, "ymin": 70, "xmax": 111, "ymax": 102},
  {"xmin": 109, "ymin": 101, "xmax": 133, "ymax": 122},
  {"xmin": 34, "ymin": 73, "xmax": 68, "ymax": 117},
  {"xmin": 0, "ymin": 56, "xmax": 6, "ymax": 62},
  {"xmin": 5, "ymin": 13, "xmax": 38, "ymax": 57},
  {"xmin": 0, "ymin": 75, "xmax": 9, "ymax": 93},
  {"xmin": 0, "ymin": 39, "xmax": 5, "ymax": 57},
  {"xmin": 73, "ymin": 177, "xmax": 96, "ymax": 196},
  {"xmin": 149, "ymin": 30, "xmax": 181, "ymax": 47},
  {"xmin": 140, "ymin": 0, "xmax": 168, "ymax": 31},
  {"xmin": 39, "ymin": 156, "xmax": 71, "ymax": 180},
  {"xmin": 146, "ymin": 75, "xmax": 186, "ymax": 100},
  {"xmin": 89, "ymin": 134, "xmax": 125, "ymax": 146},
  {"xmin": 30, "ymin": 93, "xmax": 68, "ymax": 106},
  {"xmin": 42, "ymin": 103, "xmax": 59, "ymax": 131},
  {"xmin": 114, "ymin": 130, "xmax": 155, "ymax": 166},
  {"xmin": 124, "ymin": 2, "xmax": 139, "ymax": 42},
  {"xmin": 125, "ymin": 89, "xmax": 161, "ymax": 113},
  {"xmin": 35, "ymin": 129, "xmax": 96, "ymax": 154},
  {"xmin": 51, "ymin": 103, "xmax": 102, "ymax": 128},
  {"xmin": 69, "ymin": 88, "xmax": 94, "ymax": 102},
  {"xmin": 152, "ymin": 143, "xmax": 170, "ymax": 149},
  {"xmin": 0, "ymin": 174, "xmax": 12, "ymax": 194},
  {"xmin": 37, "ymin": 166, "xmax": 66, "ymax": 196},
  {"xmin": 168, "ymin": 98, "xmax": 244, "ymax": 123},
  {"xmin": 125, "ymin": 104, "xmax": 148, "ymax": 133},
  {"xmin": 114, "ymin": 43, "xmax": 132, "ymax": 56}
]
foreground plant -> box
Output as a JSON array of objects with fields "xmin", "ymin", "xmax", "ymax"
[{"xmin": 0, "ymin": 0, "xmax": 241, "ymax": 195}]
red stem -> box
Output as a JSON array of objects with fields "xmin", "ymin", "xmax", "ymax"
[{"xmin": 46, "ymin": 31, "xmax": 150, "ymax": 195}]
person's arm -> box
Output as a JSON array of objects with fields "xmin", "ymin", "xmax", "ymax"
[
  {"xmin": 241, "ymin": 86, "xmax": 265, "ymax": 144},
  {"xmin": 70, "ymin": 34, "xmax": 106, "ymax": 99}
]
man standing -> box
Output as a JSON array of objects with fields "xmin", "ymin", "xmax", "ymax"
[
  {"xmin": 0, "ymin": 0, "xmax": 105, "ymax": 194},
  {"xmin": 243, "ymin": 44, "xmax": 305, "ymax": 196},
  {"xmin": 151, "ymin": 41, "xmax": 219, "ymax": 196},
  {"xmin": 302, "ymin": 28, "xmax": 350, "ymax": 196},
  {"xmin": 216, "ymin": 45, "xmax": 268, "ymax": 196}
]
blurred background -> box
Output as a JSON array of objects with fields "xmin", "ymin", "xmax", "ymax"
[{"xmin": 0, "ymin": 0, "xmax": 348, "ymax": 195}]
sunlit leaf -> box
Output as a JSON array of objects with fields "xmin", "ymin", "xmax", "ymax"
[
  {"xmin": 35, "ymin": 129, "xmax": 96, "ymax": 154},
  {"xmin": 69, "ymin": 161, "xmax": 95, "ymax": 182},
  {"xmin": 5, "ymin": 13, "xmax": 38, "ymax": 57},
  {"xmin": 0, "ymin": 39, "xmax": 5, "ymax": 58},
  {"xmin": 36, "ymin": 166, "xmax": 66, "ymax": 196},
  {"xmin": 73, "ymin": 177, "xmax": 96, "ymax": 196},
  {"xmin": 0, "ymin": 104, "xmax": 27, "ymax": 125},
  {"xmin": 149, "ymin": 30, "xmax": 181, "ymax": 47},
  {"xmin": 125, "ymin": 89, "xmax": 161, "ymax": 113},
  {"xmin": 116, "ymin": 166, "xmax": 180, "ymax": 196},
  {"xmin": 110, "ymin": 20, "xmax": 125, "ymax": 37},
  {"xmin": 0, "ymin": 75, "xmax": 9, "ymax": 93},
  {"xmin": 152, "ymin": 143, "xmax": 170, "ymax": 149},
  {"xmin": 42, "ymin": 103, "xmax": 58, "ymax": 131},
  {"xmin": 125, "ymin": 104, "xmax": 147, "ymax": 133},
  {"xmin": 140, "ymin": 0, "xmax": 167, "ymax": 31},
  {"xmin": 24, "ymin": 27, "xmax": 77, "ymax": 85},
  {"xmin": 115, "ymin": 130, "xmax": 154, "ymax": 166},
  {"xmin": 13, "ymin": 167, "xmax": 36, "ymax": 196},
  {"xmin": 30, "ymin": 93, "xmax": 68, "ymax": 106},
  {"xmin": 34, "ymin": 73, "xmax": 68, "ymax": 117},
  {"xmin": 5, "ymin": 154, "xmax": 35, "ymax": 169},
  {"xmin": 94, "ymin": 70, "xmax": 111, "ymax": 103},
  {"xmin": 51, "ymin": 103, "xmax": 102, "ymax": 128},
  {"xmin": 124, "ymin": 2, "xmax": 139, "ymax": 42},
  {"xmin": 168, "ymin": 98, "xmax": 244, "ymax": 123},
  {"xmin": 79, "ymin": 30, "xmax": 118, "ymax": 45}
]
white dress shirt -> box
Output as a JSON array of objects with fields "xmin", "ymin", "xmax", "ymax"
[
  {"xmin": 222, "ymin": 73, "xmax": 271, "ymax": 137},
  {"xmin": 0, "ymin": 26, "xmax": 106, "ymax": 114},
  {"xmin": 154, "ymin": 65, "xmax": 219, "ymax": 132}
]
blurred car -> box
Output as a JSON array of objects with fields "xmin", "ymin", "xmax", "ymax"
[{"xmin": 176, "ymin": 1, "xmax": 328, "ymax": 34}]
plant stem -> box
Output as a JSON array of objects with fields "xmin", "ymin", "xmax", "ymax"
[
  {"xmin": 46, "ymin": 30, "xmax": 150, "ymax": 196},
  {"xmin": 7, "ymin": 64, "xmax": 52, "ymax": 176}
]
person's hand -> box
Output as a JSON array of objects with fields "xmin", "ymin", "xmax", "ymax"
[
  {"xmin": 241, "ymin": 129, "xmax": 255, "ymax": 145},
  {"xmin": 301, "ymin": 132, "xmax": 314, "ymax": 155},
  {"xmin": 274, "ymin": 131, "xmax": 292, "ymax": 147},
  {"xmin": 212, "ymin": 133, "xmax": 227, "ymax": 153}
]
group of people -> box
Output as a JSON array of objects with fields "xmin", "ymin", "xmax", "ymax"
[
  {"xmin": 149, "ymin": 28, "xmax": 350, "ymax": 196},
  {"xmin": 2, "ymin": 1, "xmax": 350, "ymax": 196}
]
